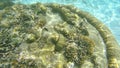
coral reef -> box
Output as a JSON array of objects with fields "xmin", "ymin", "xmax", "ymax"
[
  {"xmin": 0, "ymin": 3, "xmax": 120, "ymax": 68},
  {"xmin": 0, "ymin": 0, "xmax": 14, "ymax": 10}
]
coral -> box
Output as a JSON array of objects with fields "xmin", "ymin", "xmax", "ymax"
[
  {"xmin": 64, "ymin": 35, "xmax": 95, "ymax": 65},
  {"xmin": 108, "ymin": 57, "xmax": 119, "ymax": 68},
  {"xmin": 64, "ymin": 5, "xmax": 120, "ymax": 68},
  {"xmin": 0, "ymin": 3, "xmax": 120, "ymax": 68},
  {"xmin": 26, "ymin": 33, "xmax": 36, "ymax": 43}
]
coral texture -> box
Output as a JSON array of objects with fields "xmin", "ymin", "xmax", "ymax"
[{"xmin": 0, "ymin": 3, "xmax": 120, "ymax": 68}]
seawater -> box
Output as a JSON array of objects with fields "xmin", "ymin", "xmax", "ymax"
[{"xmin": 14, "ymin": 0, "xmax": 120, "ymax": 45}]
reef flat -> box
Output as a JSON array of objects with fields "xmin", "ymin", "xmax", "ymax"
[{"xmin": 0, "ymin": 3, "xmax": 120, "ymax": 68}]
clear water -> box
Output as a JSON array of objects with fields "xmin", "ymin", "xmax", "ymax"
[{"xmin": 14, "ymin": 0, "xmax": 120, "ymax": 45}]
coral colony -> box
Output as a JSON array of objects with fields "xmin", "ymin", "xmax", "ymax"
[{"xmin": 0, "ymin": 3, "xmax": 120, "ymax": 68}]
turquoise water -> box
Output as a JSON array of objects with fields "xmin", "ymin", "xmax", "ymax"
[{"xmin": 14, "ymin": 0, "xmax": 120, "ymax": 44}]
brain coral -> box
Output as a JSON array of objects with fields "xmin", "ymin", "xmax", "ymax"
[{"xmin": 0, "ymin": 3, "xmax": 120, "ymax": 68}]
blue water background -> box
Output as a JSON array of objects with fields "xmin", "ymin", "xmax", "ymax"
[{"xmin": 14, "ymin": 0, "xmax": 120, "ymax": 45}]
